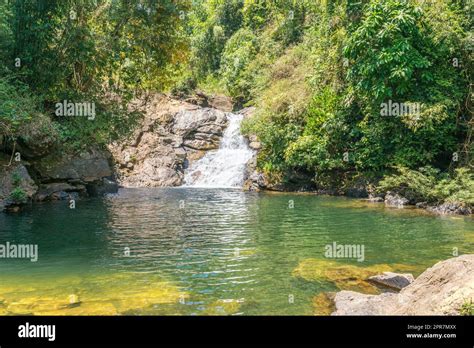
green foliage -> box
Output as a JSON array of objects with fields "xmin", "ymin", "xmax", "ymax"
[
  {"xmin": 0, "ymin": 0, "xmax": 471, "ymax": 199},
  {"xmin": 0, "ymin": 76, "xmax": 37, "ymax": 137},
  {"xmin": 220, "ymin": 28, "xmax": 257, "ymax": 102},
  {"xmin": 8, "ymin": 187, "xmax": 27, "ymax": 204},
  {"xmin": 1, "ymin": 0, "xmax": 189, "ymax": 149},
  {"xmin": 189, "ymin": 0, "xmax": 244, "ymax": 78},
  {"xmin": 11, "ymin": 172, "xmax": 21, "ymax": 187},
  {"xmin": 242, "ymin": 0, "xmax": 470, "ymax": 189},
  {"xmin": 378, "ymin": 166, "xmax": 474, "ymax": 206},
  {"xmin": 460, "ymin": 299, "xmax": 474, "ymax": 316}
]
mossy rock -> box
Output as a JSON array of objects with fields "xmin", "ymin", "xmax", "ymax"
[
  {"xmin": 313, "ymin": 292, "xmax": 335, "ymax": 315},
  {"xmin": 292, "ymin": 258, "xmax": 416, "ymax": 293}
]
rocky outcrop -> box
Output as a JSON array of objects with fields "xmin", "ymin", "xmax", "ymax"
[
  {"xmin": 0, "ymin": 154, "xmax": 37, "ymax": 212},
  {"xmin": 181, "ymin": 90, "xmax": 234, "ymax": 112},
  {"xmin": 108, "ymin": 94, "xmax": 228, "ymax": 187},
  {"xmin": 31, "ymin": 148, "xmax": 118, "ymax": 200},
  {"xmin": 368, "ymin": 272, "xmax": 414, "ymax": 291},
  {"xmin": 332, "ymin": 255, "xmax": 474, "ymax": 315},
  {"xmin": 427, "ymin": 202, "xmax": 472, "ymax": 215}
]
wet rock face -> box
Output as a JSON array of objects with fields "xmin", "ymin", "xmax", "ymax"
[
  {"xmin": 333, "ymin": 255, "xmax": 474, "ymax": 315},
  {"xmin": 109, "ymin": 94, "xmax": 228, "ymax": 188}
]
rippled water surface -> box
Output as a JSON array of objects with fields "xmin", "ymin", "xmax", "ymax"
[{"xmin": 0, "ymin": 188, "xmax": 473, "ymax": 315}]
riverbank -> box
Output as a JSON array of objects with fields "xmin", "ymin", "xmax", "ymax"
[{"xmin": 331, "ymin": 254, "xmax": 474, "ymax": 315}]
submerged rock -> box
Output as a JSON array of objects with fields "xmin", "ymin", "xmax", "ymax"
[
  {"xmin": 292, "ymin": 258, "xmax": 403, "ymax": 294},
  {"xmin": 0, "ymin": 272, "xmax": 187, "ymax": 316},
  {"xmin": 332, "ymin": 255, "xmax": 474, "ymax": 315}
]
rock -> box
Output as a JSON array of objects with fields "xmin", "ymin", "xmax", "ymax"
[
  {"xmin": 0, "ymin": 154, "xmax": 38, "ymax": 211},
  {"xmin": 292, "ymin": 258, "xmax": 404, "ymax": 294},
  {"xmin": 333, "ymin": 291, "xmax": 398, "ymax": 315},
  {"xmin": 183, "ymin": 91, "xmax": 233, "ymax": 112},
  {"xmin": 109, "ymin": 94, "xmax": 228, "ymax": 188},
  {"xmin": 384, "ymin": 191, "xmax": 410, "ymax": 207},
  {"xmin": 249, "ymin": 141, "xmax": 261, "ymax": 150},
  {"xmin": 367, "ymin": 193, "xmax": 384, "ymax": 202},
  {"xmin": 428, "ymin": 202, "xmax": 472, "ymax": 215},
  {"xmin": 35, "ymin": 183, "xmax": 86, "ymax": 201},
  {"xmin": 368, "ymin": 272, "xmax": 414, "ymax": 290},
  {"xmin": 239, "ymin": 107, "xmax": 256, "ymax": 119},
  {"xmin": 86, "ymin": 178, "xmax": 119, "ymax": 196},
  {"xmin": 207, "ymin": 94, "xmax": 233, "ymax": 112},
  {"xmin": 243, "ymin": 157, "xmax": 264, "ymax": 191},
  {"xmin": 34, "ymin": 148, "xmax": 113, "ymax": 183},
  {"xmin": 416, "ymin": 201, "xmax": 428, "ymax": 209},
  {"xmin": 332, "ymin": 255, "xmax": 474, "ymax": 315}
]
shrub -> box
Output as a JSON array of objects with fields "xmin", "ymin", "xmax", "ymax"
[
  {"xmin": 220, "ymin": 28, "xmax": 257, "ymax": 102},
  {"xmin": 8, "ymin": 187, "xmax": 27, "ymax": 204},
  {"xmin": 378, "ymin": 166, "xmax": 474, "ymax": 206},
  {"xmin": 460, "ymin": 299, "xmax": 474, "ymax": 316}
]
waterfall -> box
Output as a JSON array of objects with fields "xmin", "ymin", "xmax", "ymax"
[{"xmin": 184, "ymin": 113, "xmax": 254, "ymax": 188}]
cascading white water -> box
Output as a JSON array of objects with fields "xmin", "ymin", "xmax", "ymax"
[{"xmin": 184, "ymin": 113, "xmax": 254, "ymax": 188}]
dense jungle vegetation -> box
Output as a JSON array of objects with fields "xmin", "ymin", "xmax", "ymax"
[{"xmin": 0, "ymin": 0, "xmax": 473, "ymax": 206}]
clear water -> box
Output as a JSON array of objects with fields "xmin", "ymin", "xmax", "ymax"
[
  {"xmin": 0, "ymin": 188, "xmax": 473, "ymax": 315},
  {"xmin": 184, "ymin": 113, "xmax": 254, "ymax": 188}
]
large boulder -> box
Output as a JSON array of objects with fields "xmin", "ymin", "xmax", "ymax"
[
  {"xmin": 332, "ymin": 255, "xmax": 474, "ymax": 315},
  {"xmin": 32, "ymin": 148, "xmax": 117, "ymax": 199},
  {"xmin": 368, "ymin": 272, "xmax": 414, "ymax": 291},
  {"xmin": 34, "ymin": 148, "xmax": 113, "ymax": 183}
]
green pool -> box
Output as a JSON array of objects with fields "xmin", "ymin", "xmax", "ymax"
[{"xmin": 0, "ymin": 188, "xmax": 472, "ymax": 315}]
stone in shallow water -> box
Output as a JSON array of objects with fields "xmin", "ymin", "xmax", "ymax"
[
  {"xmin": 293, "ymin": 259, "xmax": 382, "ymax": 292},
  {"xmin": 292, "ymin": 258, "xmax": 418, "ymax": 294},
  {"xmin": 368, "ymin": 272, "xmax": 414, "ymax": 290}
]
